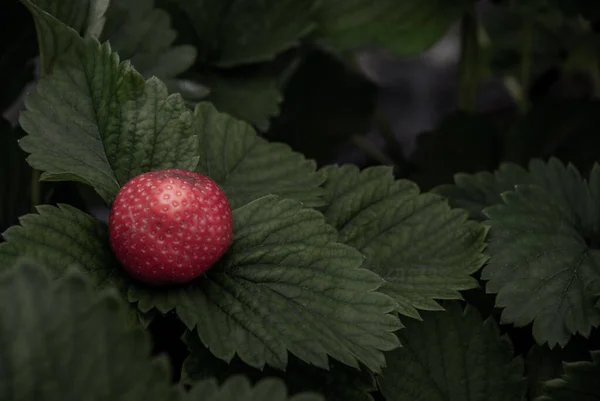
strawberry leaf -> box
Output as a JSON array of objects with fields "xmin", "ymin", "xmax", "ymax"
[
  {"xmin": 483, "ymin": 159, "xmax": 600, "ymax": 347},
  {"xmin": 171, "ymin": 0, "xmax": 318, "ymax": 67},
  {"xmin": 100, "ymin": 0, "xmax": 197, "ymax": 81},
  {"xmin": 0, "ymin": 119, "xmax": 31, "ymax": 234},
  {"xmin": 320, "ymin": 165, "xmax": 488, "ymax": 319},
  {"xmin": 128, "ymin": 195, "xmax": 401, "ymax": 373},
  {"xmin": 186, "ymin": 376, "xmax": 323, "ymax": 401},
  {"xmin": 192, "ymin": 102, "xmax": 324, "ymax": 209},
  {"xmin": 18, "ymin": 5, "xmax": 198, "ymax": 205},
  {"xmin": 30, "ymin": 0, "xmax": 108, "ymax": 39},
  {"xmin": 316, "ymin": 0, "xmax": 471, "ymax": 57},
  {"xmin": 378, "ymin": 303, "xmax": 526, "ymax": 401},
  {"xmin": 537, "ymin": 351, "xmax": 600, "ymax": 401},
  {"xmin": 433, "ymin": 163, "xmax": 533, "ymax": 221},
  {"xmin": 0, "ymin": 262, "xmax": 180, "ymax": 401},
  {"xmin": 0, "ymin": 204, "xmax": 127, "ymax": 290},
  {"xmin": 181, "ymin": 331, "xmax": 377, "ymax": 401}
]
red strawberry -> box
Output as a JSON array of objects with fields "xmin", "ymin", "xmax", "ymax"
[{"xmin": 108, "ymin": 168, "xmax": 233, "ymax": 286}]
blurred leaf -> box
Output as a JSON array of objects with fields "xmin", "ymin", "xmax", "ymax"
[
  {"xmin": 169, "ymin": 0, "xmax": 318, "ymax": 67},
  {"xmin": 200, "ymin": 70, "xmax": 283, "ymax": 131},
  {"xmin": 100, "ymin": 0, "xmax": 197, "ymax": 81},
  {"xmin": 181, "ymin": 331, "xmax": 377, "ymax": 401},
  {"xmin": 186, "ymin": 376, "xmax": 324, "ymax": 401},
  {"xmin": 537, "ymin": 351, "xmax": 600, "ymax": 401},
  {"xmin": 0, "ymin": 262, "xmax": 180, "ymax": 401},
  {"xmin": 526, "ymin": 345, "xmax": 564, "ymax": 399},
  {"xmin": 378, "ymin": 303, "xmax": 526, "ymax": 401},
  {"xmin": 316, "ymin": 0, "xmax": 471, "ymax": 57}
]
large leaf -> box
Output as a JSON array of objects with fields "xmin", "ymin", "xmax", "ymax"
[
  {"xmin": 0, "ymin": 262, "xmax": 180, "ymax": 401},
  {"xmin": 128, "ymin": 195, "xmax": 401, "ymax": 373},
  {"xmin": 536, "ymin": 351, "xmax": 600, "ymax": 401},
  {"xmin": 18, "ymin": 5, "xmax": 198, "ymax": 205},
  {"xmin": 377, "ymin": 303, "xmax": 526, "ymax": 401},
  {"xmin": 483, "ymin": 159, "xmax": 600, "ymax": 347},
  {"xmin": 186, "ymin": 376, "xmax": 323, "ymax": 401},
  {"xmin": 171, "ymin": 0, "xmax": 318, "ymax": 67},
  {"xmin": 0, "ymin": 120, "xmax": 31, "ymax": 235},
  {"xmin": 32, "ymin": 0, "xmax": 108, "ymax": 38},
  {"xmin": 320, "ymin": 165, "xmax": 488, "ymax": 319},
  {"xmin": 181, "ymin": 331, "xmax": 377, "ymax": 401},
  {"xmin": 193, "ymin": 102, "xmax": 324, "ymax": 209},
  {"xmin": 100, "ymin": 0, "xmax": 197, "ymax": 81},
  {"xmin": 315, "ymin": 0, "xmax": 471, "ymax": 57}
]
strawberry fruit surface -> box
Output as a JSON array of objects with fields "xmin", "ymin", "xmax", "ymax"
[{"xmin": 109, "ymin": 168, "xmax": 233, "ymax": 285}]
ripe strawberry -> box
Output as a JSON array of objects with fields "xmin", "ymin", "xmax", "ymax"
[{"xmin": 108, "ymin": 168, "xmax": 233, "ymax": 286}]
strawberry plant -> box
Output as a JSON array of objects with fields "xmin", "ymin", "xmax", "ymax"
[{"xmin": 2, "ymin": 0, "xmax": 600, "ymax": 400}]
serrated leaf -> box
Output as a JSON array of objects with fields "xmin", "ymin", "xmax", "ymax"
[
  {"xmin": 100, "ymin": 0, "xmax": 197, "ymax": 80},
  {"xmin": 433, "ymin": 163, "xmax": 534, "ymax": 221},
  {"xmin": 483, "ymin": 159, "xmax": 600, "ymax": 347},
  {"xmin": 320, "ymin": 165, "xmax": 488, "ymax": 319},
  {"xmin": 18, "ymin": 8, "xmax": 198, "ymax": 205},
  {"xmin": 171, "ymin": 0, "xmax": 318, "ymax": 67},
  {"xmin": 200, "ymin": 72, "xmax": 283, "ymax": 132},
  {"xmin": 181, "ymin": 331, "xmax": 376, "ymax": 401},
  {"xmin": 192, "ymin": 102, "xmax": 324, "ymax": 209},
  {"xmin": 0, "ymin": 262, "xmax": 180, "ymax": 401},
  {"xmin": 186, "ymin": 376, "xmax": 323, "ymax": 401},
  {"xmin": 315, "ymin": 0, "xmax": 471, "ymax": 57},
  {"xmin": 536, "ymin": 351, "xmax": 600, "ymax": 401},
  {"xmin": 378, "ymin": 303, "xmax": 526, "ymax": 401},
  {"xmin": 0, "ymin": 203, "xmax": 126, "ymax": 288},
  {"xmin": 128, "ymin": 195, "xmax": 401, "ymax": 373},
  {"xmin": 0, "ymin": 120, "xmax": 31, "ymax": 234}
]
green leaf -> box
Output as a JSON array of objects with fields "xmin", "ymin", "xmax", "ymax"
[
  {"xmin": 128, "ymin": 195, "xmax": 401, "ymax": 373},
  {"xmin": 200, "ymin": 72, "xmax": 283, "ymax": 132},
  {"xmin": 171, "ymin": 0, "xmax": 318, "ymax": 67},
  {"xmin": 186, "ymin": 376, "xmax": 323, "ymax": 401},
  {"xmin": 31, "ymin": 0, "xmax": 108, "ymax": 38},
  {"xmin": 536, "ymin": 351, "xmax": 600, "ymax": 401},
  {"xmin": 0, "ymin": 120, "xmax": 31, "ymax": 234},
  {"xmin": 526, "ymin": 345, "xmax": 564, "ymax": 399},
  {"xmin": 320, "ymin": 165, "xmax": 488, "ymax": 319},
  {"xmin": 18, "ymin": 7, "xmax": 198, "ymax": 204},
  {"xmin": 181, "ymin": 331, "xmax": 377, "ymax": 401},
  {"xmin": 377, "ymin": 303, "xmax": 526, "ymax": 401},
  {"xmin": 0, "ymin": 262, "xmax": 180, "ymax": 401},
  {"xmin": 100, "ymin": 0, "xmax": 197, "ymax": 81},
  {"xmin": 0, "ymin": 204, "xmax": 126, "ymax": 289},
  {"xmin": 192, "ymin": 102, "xmax": 324, "ymax": 209},
  {"xmin": 483, "ymin": 159, "xmax": 600, "ymax": 347},
  {"xmin": 315, "ymin": 0, "xmax": 471, "ymax": 57},
  {"xmin": 433, "ymin": 163, "xmax": 533, "ymax": 221}
]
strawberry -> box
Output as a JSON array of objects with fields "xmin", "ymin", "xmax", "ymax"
[{"xmin": 108, "ymin": 168, "xmax": 233, "ymax": 286}]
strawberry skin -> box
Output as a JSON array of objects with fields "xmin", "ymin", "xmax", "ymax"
[{"xmin": 108, "ymin": 168, "xmax": 233, "ymax": 286}]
